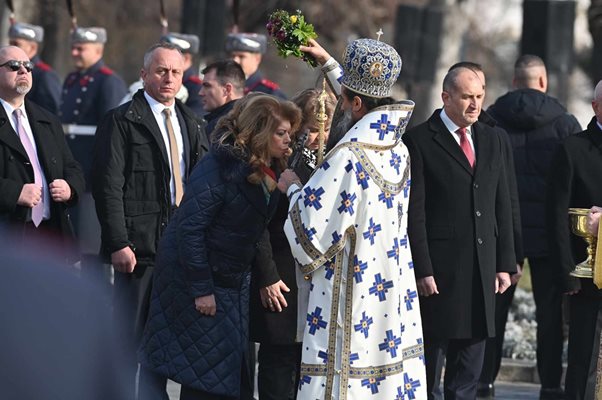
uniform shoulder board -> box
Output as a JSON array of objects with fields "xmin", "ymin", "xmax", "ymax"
[
  {"xmin": 99, "ymin": 66, "xmax": 115, "ymax": 75},
  {"xmin": 186, "ymin": 75, "xmax": 203, "ymax": 85},
  {"xmin": 260, "ymin": 78, "xmax": 280, "ymax": 90},
  {"xmin": 35, "ymin": 61, "xmax": 52, "ymax": 71}
]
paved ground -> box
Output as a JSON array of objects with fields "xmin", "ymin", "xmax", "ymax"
[{"xmin": 166, "ymin": 379, "xmax": 541, "ymax": 399}]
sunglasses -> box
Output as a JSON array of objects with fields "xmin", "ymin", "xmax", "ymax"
[{"xmin": 0, "ymin": 60, "xmax": 34, "ymax": 72}]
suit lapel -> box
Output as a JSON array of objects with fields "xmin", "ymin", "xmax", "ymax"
[
  {"xmin": 0, "ymin": 106, "xmax": 28, "ymax": 160},
  {"xmin": 430, "ymin": 114, "xmax": 473, "ymax": 175},
  {"xmin": 26, "ymin": 102, "xmax": 56, "ymax": 180}
]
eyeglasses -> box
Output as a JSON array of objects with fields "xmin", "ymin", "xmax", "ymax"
[{"xmin": 0, "ymin": 60, "xmax": 34, "ymax": 72}]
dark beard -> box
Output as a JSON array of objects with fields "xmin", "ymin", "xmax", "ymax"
[{"xmin": 326, "ymin": 108, "xmax": 354, "ymax": 152}]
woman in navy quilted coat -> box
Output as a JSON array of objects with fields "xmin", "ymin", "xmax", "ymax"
[{"xmin": 138, "ymin": 94, "xmax": 301, "ymax": 400}]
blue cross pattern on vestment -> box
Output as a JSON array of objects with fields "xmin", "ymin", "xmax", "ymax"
[
  {"xmin": 403, "ymin": 180, "xmax": 411, "ymax": 198},
  {"xmin": 331, "ymin": 231, "xmax": 342, "ymax": 245},
  {"xmin": 378, "ymin": 329, "xmax": 402, "ymax": 358},
  {"xmin": 390, "ymin": 151, "xmax": 402, "ymax": 175},
  {"xmin": 403, "ymin": 372, "xmax": 422, "ymax": 399},
  {"xmin": 353, "ymin": 255, "xmax": 368, "ymax": 283},
  {"xmin": 353, "ymin": 311, "xmax": 374, "ymax": 338},
  {"xmin": 307, "ymin": 307, "xmax": 328, "ymax": 335},
  {"xmin": 302, "ymin": 223, "xmax": 317, "ymax": 242},
  {"xmin": 349, "ymin": 352, "xmax": 360, "ymax": 365},
  {"xmin": 378, "ymin": 191, "xmax": 395, "ymax": 209},
  {"xmin": 354, "ymin": 162, "xmax": 370, "ymax": 189},
  {"xmin": 303, "ymin": 186, "xmax": 325, "ymax": 209},
  {"xmin": 386, "ymin": 238, "xmax": 400, "ymax": 264},
  {"xmin": 363, "ymin": 217, "xmax": 382, "ymax": 245},
  {"xmin": 404, "ymin": 289, "xmax": 418, "ymax": 311},
  {"xmin": 361, "ymin": 376, "xmax": 385, "ymax": 395},
  {"xmin": 370, "ymin": 113, "xmax": 396, "ymax": 140},
  {"xmin": 318, "ymin": 350, "xmax": 328, "ymax": 364},
  {"xmin": 299, "ymin": 375, "xmax": 312, "ymax": 389},
  {"xmin": 337, "ymin": 191, "xmax": 357, "ymax": 215},
  {"xmin": 369, "ymin": 273, "xmax": 394, "ymax": 301}
]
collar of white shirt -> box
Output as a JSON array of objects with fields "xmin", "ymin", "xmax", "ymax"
[
  {"xmin": 440, "ymin": 108, "xmax": 472, "ymax": 136},
  {"xmin": 143, "ymin": 91, "xmax": 176, "ymax": 117}
]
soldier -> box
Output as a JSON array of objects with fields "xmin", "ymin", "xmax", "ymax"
[
  {"xmin": 8, "ymin": 22, "xmax": 61, "ymax": 115},
  {"xmin": 160, "ymin": 32, "xmax": 205, "ymax": 117},
  {"xmin": 60, "ymin": 26, "xmax": 127, "ymax": 126},
  {"xmin": 60, "ymin": 26, "xmax": 127, "ymax": 284},
  {"xmin": 225, "ymin": 33, "xmax": 286, "ymax": 99}
]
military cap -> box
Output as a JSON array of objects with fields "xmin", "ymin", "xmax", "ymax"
[
  {"xmin": 71, "ymin": 27, "xmax": 107, "ymax": 44},
  {"xmin": 341, "ymin": 38, "xmax": 402, "ymax": 98},
  {"xmin": 9, "ymin": 22, "xmax": 44, "ymax": 43},
  {"xmin": 160, "ymin": 32, "xmax": 200, "ymax": 54},
  {"xmin": 225, "ymin": 33, "xmax": 266, "ymax": 54}
]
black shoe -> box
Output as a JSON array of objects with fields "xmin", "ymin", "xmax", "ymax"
[
  {"xmin": 477, "ymin": 382, "xmax": 495, "ymax": 398},
  {"xmin": 540, "ymin": 387, "xmax": 565, "ymax": 400}
]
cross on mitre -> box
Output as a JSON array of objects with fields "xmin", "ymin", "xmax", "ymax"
[{"xmin": 376, "ymin": 29, "xmax": 384, "ymax": 41}]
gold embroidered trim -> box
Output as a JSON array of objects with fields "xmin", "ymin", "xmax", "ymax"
[
  {"xmin": 300, "ymin": 342, "xmax": 424, "ymax": 380},
  {"xmin": 290, "ymin": 202, "xmax": 352, "ymax": 274}
]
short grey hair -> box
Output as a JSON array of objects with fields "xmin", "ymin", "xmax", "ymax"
[{"xmin": 142, "ymin": 42, "xmax": 182, "ymax": 70}]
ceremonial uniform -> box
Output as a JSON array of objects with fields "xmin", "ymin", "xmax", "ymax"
[
  {"xmin": 29, "ymin": 56, "xmax": 61, "ymax": 115},
  {"xmin": 7, "ymin": 23, "xmax": 61, "ymax": 115},
  {"xmin": 183, "ymin": 67, "xmax": 204, "ymax": 116},
  {"xmin": 245, "ymin": 70, "xmax": 286, "ymax": 99}
]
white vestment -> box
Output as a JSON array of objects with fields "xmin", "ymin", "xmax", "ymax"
[{"xmin": 284, "ymin": 103, "xmax": 427, "ymax": 399}]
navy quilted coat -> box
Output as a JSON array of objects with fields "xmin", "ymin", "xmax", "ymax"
[{"xmin": 138, "ymin": 142, "xmax": 279, "ymax": 397}]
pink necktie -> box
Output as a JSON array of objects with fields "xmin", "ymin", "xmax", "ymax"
[
  {"xmin": 457, "ymin": 127, "xmax": 475, "ymax": 169},
  {"xmin": 14, "ymin": 109, "xmax": 44, "ymax": 226}
]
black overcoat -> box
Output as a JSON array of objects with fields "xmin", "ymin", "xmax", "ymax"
[
  {"xmin": 0, "ymin": 100, "xmax": 84, "ymax": 241},
  {"xmin": 403, "ymin": 110, "xmax": 515, "ymax": 340}
]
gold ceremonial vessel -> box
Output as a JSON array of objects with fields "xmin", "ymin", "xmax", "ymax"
[{"xmin": 569, "ymin": 207, "xmax": 596, "ymax": 279}]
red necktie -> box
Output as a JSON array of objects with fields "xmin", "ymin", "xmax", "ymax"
[
  {"xmin": 457, "ymin": 127, "xmax": 475, "ymax": 169},
  {"xmin": 14, "ymin": 109, "xmax": 44, "ymax": 226}
]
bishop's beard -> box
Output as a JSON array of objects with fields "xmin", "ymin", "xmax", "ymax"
[{"xmin": 326, "ymin": 108, "xmax": 355, "ymax": 152}]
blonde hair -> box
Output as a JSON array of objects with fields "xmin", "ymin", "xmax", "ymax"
[
  {"xmin": 292, "ymin": 88, "xmax": 336, "ymax": 135},
  {"xmin": 217, "ymin": 94, "xmax": 301, "ymax": 184}
]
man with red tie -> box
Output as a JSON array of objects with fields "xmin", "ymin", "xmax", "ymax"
[
  {"xmin": 403, "ymin": 66, "xmax": 516, "ymax": 399},
  {"xmin": 0, "ymin": 45, "xmax": 84, "ymax": 256}
]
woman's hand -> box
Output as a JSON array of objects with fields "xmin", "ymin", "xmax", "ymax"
[
  {"xmin": 277, "ymin": 169, "xmax": 301, "ymax": 193},
  {"xmin": 260, "ymin": 280, "xmax": 290, "ymax": 312},
  {"xmin": 195, "ymin": 294, "xmax": 216, "ymax": 316}
]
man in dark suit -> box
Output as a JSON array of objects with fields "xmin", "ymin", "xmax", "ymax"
[
  {"xmin": 403, "ymin": 66, "xmax": 516, "ymax": 400},
  {"xmin": 91, "ymin": 42, "xmax": 208, "ymax": 399},
  {"xmin": 0, "ymin": 45, "xmax": 84, "ymax": 257},
  {"xmin": 8, "ymin": 22, "xmax": 61, "ymax": 115},
  {"xmin": 547, "ymin": 80, "xmax": 602, "ymax": 400}
]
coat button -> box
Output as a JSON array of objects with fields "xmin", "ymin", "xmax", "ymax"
[
  {"xmin": 473, "ymin": 183, "xmax": 479, "ymax": 189},
  {"xmin": 477, "ymin": 238, "xmax": 483, "ymax": 245},
  {"xmin": 8, "ymin": 155, "xmax": 13, "ymax": 161},
  {"xmin": 475, "ymin": 210, "xmax": 481, "ymax": 217}
]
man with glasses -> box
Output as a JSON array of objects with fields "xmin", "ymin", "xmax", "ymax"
[
  {"xmin": 0, "ymin": 45, "xmax": 84, "ymax": 257},
  {"xmin": 8, "ymin": 22, "xmax": 61, "ymax": 115}
]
